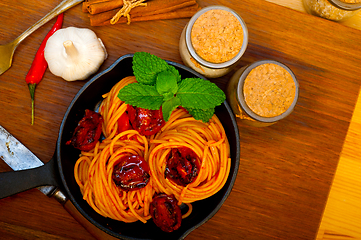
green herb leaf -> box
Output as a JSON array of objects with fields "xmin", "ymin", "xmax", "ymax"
[
  {"xmin": 167, "ymin": 65, "xmax": 182, "ymax": 83},
  {"xmin": 186, "ymin": 108, "xmax": 215, "ymax": 122},
  {"xmin": 162, "ymin": 92, "xmax": 175, "ymax": 102},
  {"xmin": 121, "ymin": 52, "xmax": 226, "ymax": 123},
  {"xmin": 177, "ymin": 78, "xmax": 225, "ymax": 109},
  {"xmin": 132, "ymin": 52, "xmax": 170, "ymax": 85},
  {"xmin": 118, "ymin": 82, "xmax": 163, "ymax": 110},
  {"xmin": 162, "ymin": 96, "xmax": 181, "ymax": 122},
  {"xmin": 156, "ymin": 70, "xmax": 178, "ymax": 96}
]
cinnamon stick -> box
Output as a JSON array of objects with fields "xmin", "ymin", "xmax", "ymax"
[
  {"xmin": 89, "ymin": 0, "xmax": 197, "ymax": 26},
  {"xmin": 91, "ymin": 4, "xmax": 200, "ymax": 26},
  {"xmin": 89, "ymin": 8, "xmax": 120, "ymax": 25},
  {"xmin": 128, "ymin": 0, "xmax": 197, "ymax": 17},
  {"xmin": 88, "ymin": 0, "xmax": 124, "ymax": 15},
  {"xmin": 82, "ymin": 0, "xmax": 113, "ymax": 13}
]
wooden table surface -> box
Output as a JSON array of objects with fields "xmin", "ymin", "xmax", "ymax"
[
  {"xmin": 265, "ymin": 1, "xmax": 361, "ymax": 239},
  {"xmin": 1, "ymin": 0, "xmax": 361, "ymax": 239}
]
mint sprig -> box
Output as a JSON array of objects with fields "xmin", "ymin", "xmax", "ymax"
[
  {"xmin": 177, "ymin": 78, "xmax": 225, "ymax": 109},
  {"xmin": 132, "ymin": 52, "xmax": 181, "ymax": 85},
  {"xmin": 117, "ymin": 83, "xmax": 163, "ymax": 110},
  {"xmin": 156, "ymin": 70, "xmax": 179, "ymax": 99},
  {"xmin": 118, "ymin": 52, "xmax": 226, "ymax": 122},
  {"xmin": 186, "ymin": 108, "xmax": 215, "ymax": 123}
]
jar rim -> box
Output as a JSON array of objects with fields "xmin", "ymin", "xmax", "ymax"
[
  {"xmin": 185, "ymin": 5, "xmax": 248, "ymax": 69},
  {"xmin": 236, "ymin": 60, "xmax": 299, "ymax": 123},
  {"xmin": 327, "ymin": 0, "xmax": 361, "ymax": 10}
]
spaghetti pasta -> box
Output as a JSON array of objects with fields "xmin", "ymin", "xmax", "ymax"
[
  {"xmin": 148, "ymin": 107, "xmax": 231, "ymax": 204},
  {"xmin": 74, "ymin": 129, "xmax": 154, "ymax": 223},
  {"xmin": 100, "ymin": 76, "xmax": 137, "ymax": 139},
  {"xmin": 73, "ymin": 75, "xmax": 231, "ymax": 226}
]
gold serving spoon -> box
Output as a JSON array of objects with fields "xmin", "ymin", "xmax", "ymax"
[{"xmin": 0, "ymin": 0, "xmax": 84, "ymax": 76}]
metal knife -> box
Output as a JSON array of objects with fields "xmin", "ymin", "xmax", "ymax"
[
  {"xmin": 0, "ymin": 124, "xmax": 117, "ymax": 240},
  {"xmin": 0, "ymin": 125, "xmax": 57, "ymax": 196}
]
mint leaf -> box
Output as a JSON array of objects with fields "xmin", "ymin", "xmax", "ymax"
[
  {"xmin": 162, "ymin": 96, "xmax": 181, "ymax": 122},
  {"xmin": 132, "ymin": 52, "xmax": 170, "ymax": 85},
  {"xmin": 186, "ymin": 108, "xmax": 215, "ymax": 122},
  {"xmin": 118, "ymin": 83, "xmax": 163, "ymax": 110},
  {"xmin": 126, "ymin": 52, "xmax": 226, "ymax": 123},
  {"xmin": 167, "ymin": 65, "xmax": 182, "ymax": 83},
  {"xmin": 177, "ymin": 78, "xmax": 225, "ymax": 109},
  {"xmin": 163, "ymin": 92, "xmax": 175, "ymax": 102},
  {"xmin": 156, "ymin": 70, "xmax": 178, "ymax": 96}
]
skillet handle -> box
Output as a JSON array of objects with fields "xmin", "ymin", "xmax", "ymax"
[
  {"xmin": 52, "ymin": 189, "xmax": 118, "ymax": 240},
  {"xmin": 0, "ymin": 158, "xmax": 60, "ymax": 199}
]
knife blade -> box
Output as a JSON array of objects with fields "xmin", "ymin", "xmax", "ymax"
[
  {"xmin": 0, "ymin": 124, "xmax": 118, "ymax": 240},
  {"xmin": 0, "ymin": 125, "xmax": 56, "ymax": 196}
]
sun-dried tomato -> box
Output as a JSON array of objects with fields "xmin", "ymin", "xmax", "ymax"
[
  {"xmin": 66, "ymin": 109, "xmax": 103, "ymax": 151},
  {"xmin": 165, "ymin": 147, "xmax": 200, "ymax": 186},
  {"xmin": 112, "ymin": 155, "xmax": 150, "ymax": 191},
  {"xmin": 127, "ymin": 105, "xmax": 165, "ymax": 136},
  {"xmin": 117, "ymin": 111, "xmax": 132, "ymax": 134},
  {"xmin": 150, "ymin": 193, "xmax": 182, "ymax": 232}
]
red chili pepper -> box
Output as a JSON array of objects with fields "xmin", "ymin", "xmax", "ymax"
[{"xmin": 25, "ymin": 13, "xmax": 64, "ymax": 125}]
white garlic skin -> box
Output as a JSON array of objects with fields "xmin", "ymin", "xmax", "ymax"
[{"xmin": 44, "ymin": 27, "xmax": 107, "ymax": 81}]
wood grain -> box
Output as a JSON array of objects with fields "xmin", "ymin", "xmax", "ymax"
[
  {"xmin": 263, "ymin": 1, "xmax": 361, "ymax": 239},
  {"xmin": 0, "ymin": 0, "xmax": 361, "ymax": 239},
  {"xmin": 317, "ymin": 100, "xmax": 361, "ymax": 240}
]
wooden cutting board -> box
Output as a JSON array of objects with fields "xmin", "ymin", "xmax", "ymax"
[
  {"xmin": 0, "ymin": 0, "xmax": 361, "ymax": 239},
  {"xmin": 264, "ymin": 1, "xmax": 361, "ymax": 239}
]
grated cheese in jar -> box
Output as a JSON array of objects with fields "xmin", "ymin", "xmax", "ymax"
[
  {"xmin": 190, "ymin": 9, "xmax": 244, "ymax": 64},
  {"xmin": 303, "ymin": 0, "xmax": 361, "ymax": 21},
  {"xmin": 179, "ymin": 6, "xmax": 248, "ymax": 78},
  {"xmin": 340, "ymin": 0, "xmax": 361, "ymax": 3},
  {"xmin": 243, "ymin": 63, "xmax": 296, "ymax": 118}
]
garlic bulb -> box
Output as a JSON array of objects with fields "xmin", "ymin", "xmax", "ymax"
[{"xmin": 44, "ymin": 27, "xmax": 107, "ymax": 81}]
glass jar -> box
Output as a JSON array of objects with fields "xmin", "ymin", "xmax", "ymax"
[
  {"xmin": 226, "ymin": 60, "xmax": 299, "ymax": 127},
  {"xmin": 179, "ymin": 5, "xmax": 248, "ymax": 78},
  {"xmin": 303, "ymin": 0, "xmax": 361, "ymax": 21}
]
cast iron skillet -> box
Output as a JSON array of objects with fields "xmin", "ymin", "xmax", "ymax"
[{"xmin": 1, "ymin": 54, "xmax": 240, "ymax": 240}]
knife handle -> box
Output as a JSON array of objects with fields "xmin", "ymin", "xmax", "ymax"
[
  {"xmin": 52, "ymin": 189, "xmax": 118, "ymax": 240},
  {"xmin": 0, "ymin": 159, "xmax": 60, "ymax": 199}
]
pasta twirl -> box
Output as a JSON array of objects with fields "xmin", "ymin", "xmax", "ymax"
[
  {"xmin": 149, "ymin": 107, "xmax": 231, "ymax": 204},
  {"xmin": 100, "ymin": 76, "xmax": 137, "ymax": 139},
  {"xmin": 74, "ymin": 75, "xmax": 231, "ymax": 225},
  {"xmin": 74, "ymin": 129, "xmax": 154, "ymax": 223}
]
